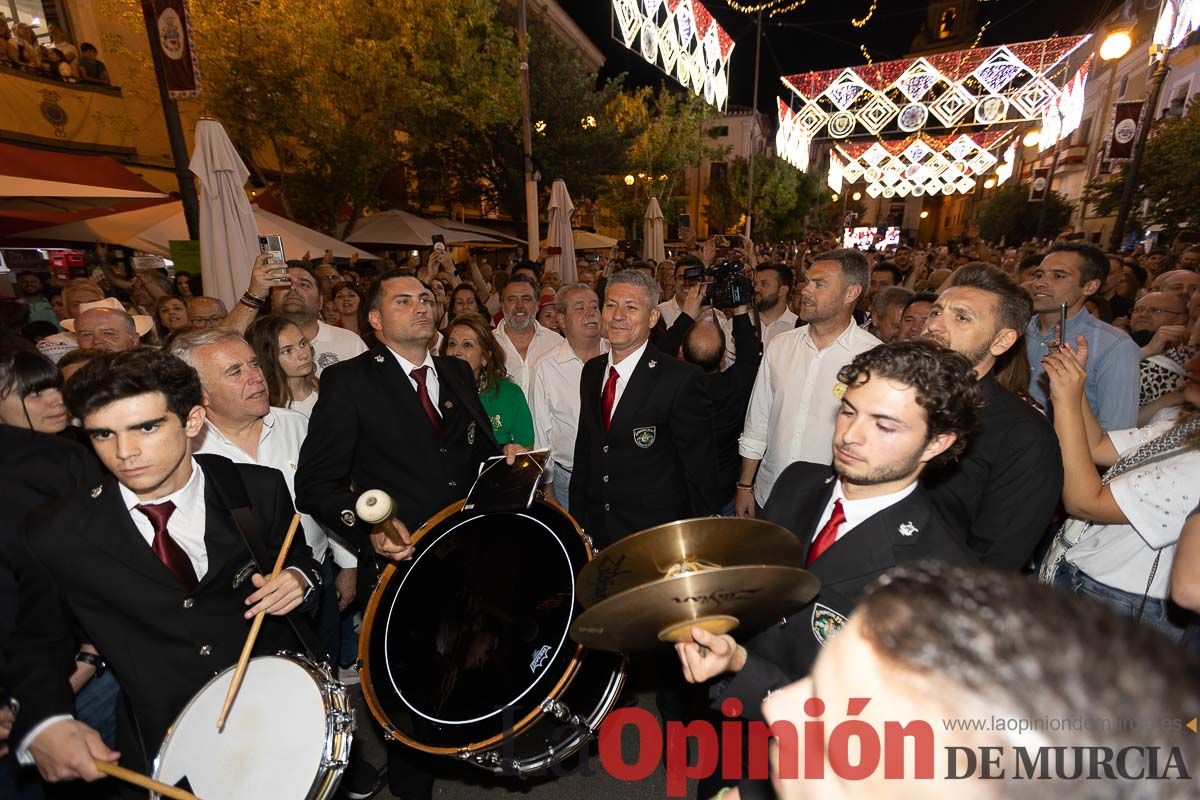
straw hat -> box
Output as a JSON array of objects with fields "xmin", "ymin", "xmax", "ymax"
[{"xmin": 61, "ymin": 297, "xmax": 155, "ymax": 336}]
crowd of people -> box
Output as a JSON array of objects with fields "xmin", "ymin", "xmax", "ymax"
[
  {"xmin": 1, "ymin": 20, "xmax": 110, "ymax": 84},
  {"xmin": 1, "ymin": 227, "xmax": 1199, "ymax": 799}
]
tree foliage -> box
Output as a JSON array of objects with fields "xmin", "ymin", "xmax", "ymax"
[
  {"xmin": 1083, "ymin": 98, "xmax": 1200, "ymax": 238},
  {"xmin": 597, "ymin": 87, "xmax": 721, "ymax": 237},
  {"xmin": 704, "ymin": 155, "xmax": 820, "ymax": 239},
  {"xmin": 189, "ymin": 0, "xmax": 519, "ymax": 233},
  {"xmin": 976, "ymin": 182, "xmax": 1073, "ymax": 243}
]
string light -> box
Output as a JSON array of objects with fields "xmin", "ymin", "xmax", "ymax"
[
  {"xmin": 860, "ymin": 44, "xmax": 873, "ymax": 65},
  {"xmin": 851, "ymin": 0, "xmax": 878, "ymax": 28},
  {"xmin": 971, "ymin": 20, "xmax": 992, "ymax": 49},
  {"xmin": 769, "ymin": 0, "xmax": 809, "ymax": 17},
  {"xmin": 724, "ymin": 0, "xmax": 787, "ymax": 12}
]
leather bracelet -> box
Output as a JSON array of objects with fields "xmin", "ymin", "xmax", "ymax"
[
  {"xmin": 241, "ymin": 291, "xmax": 266, "ymax": 308},
  {"xmin": 75, "ymin": 650, "xmax": 106, "ymax": 676}
]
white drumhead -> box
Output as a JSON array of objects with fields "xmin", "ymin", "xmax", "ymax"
[{"xmin": 155, "ymin": 655, "xmax": 328, "ymax": 799}]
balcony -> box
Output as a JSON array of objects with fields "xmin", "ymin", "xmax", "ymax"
[{"xmin": 1, "ymin": 62, "xmax": 135, "ymax": 156}]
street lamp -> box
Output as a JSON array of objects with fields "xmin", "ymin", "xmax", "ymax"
[
  {"xmin": 1022, "ymin": 129, "xmax": 1042, "ymax": 148},
  {"xmin": 624, "ymin": 175, "xmax": 635, "ymax": 186},
  {"xmin": 831, "ymin": 193, "xmax": 839, "ymax": 202},
  {"xmin": 983, "ymin": 178, "xmax": 996, "ymax": 189},
  {"xmin": 852, "ymin": 191, "xmax": 862, "ymax": 201},
  {"xmin": 920, "ymin": 210, "xmax": 930, "ymax": 219},
  {"xmin": 1100, "ymin": 29, "xmax": 1133, "ymax": 61}
]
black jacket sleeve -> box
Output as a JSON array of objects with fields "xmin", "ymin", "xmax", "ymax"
[
  {"xmin": 727, "ymin": 313, "xmax": 763, "ymax": 394},
  {"xmin": 656, "ymin": 312, "xmax": 696, "ymax": 359},
  {"xmin": 294, "ymin": 365, "xmax": 368, "ymax": 550},
  {"xmin": 672, "ymin": 367, "xmax": 721, "ymax": 517}
]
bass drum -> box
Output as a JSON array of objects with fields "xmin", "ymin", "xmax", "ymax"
[{"xmin": 360, "ymin": 499, "xmax": 627, "ymax": 775}]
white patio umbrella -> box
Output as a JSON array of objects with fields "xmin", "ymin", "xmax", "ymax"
[
  {"xmin": 188, "ymin": 119, "xmax": 258, "ymax": 311},
  {"xmin": 545, "ymin": 179, "xmax": 577, "ymax": 284},
  {"xmin": 23, "ymin": 201, "xmax": 378, "ymax": 262},
  {"xmin": 643, "ymin": 196, "xmax": 666, "ymax": 263}
]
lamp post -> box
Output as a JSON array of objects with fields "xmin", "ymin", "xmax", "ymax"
[
  {"xmin": 518, "ymin": 0, "xmax": 539, "ymax": 260},
  {"xmin": 744, "ymin": 10, "xmax": 763, "ymax": 239},
  {"xmin": 1107, "ymin": 47, "xmax": 1171, "ymax": 250}
]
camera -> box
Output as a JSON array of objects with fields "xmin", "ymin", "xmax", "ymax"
[{"xmin": 682, "ymin": 259, "xmax": 753, "ymax": 309}]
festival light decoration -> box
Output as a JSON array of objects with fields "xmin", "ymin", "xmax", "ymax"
[
  {"xmin": 1154, "ymin": 0, "xmax": 1200, "ymax": 50},
  {"xmin": 1038, "ymin": 58, "xmax": 1091, "ymax": 151},
  {"xmin": 830, "ymin": 130, "xmax": 1015, "ymax": 198},
  {"xmin": 828, "ymin": 151, "xmax": 844, "ymax": 194},
  {"xmin": 994, "ymin": 139, "xmax": 1016, "ymax": 184},
  {"xmin": 612, "ymin": 0, "xmax": 734, "ymax": 110},
  {"xmin": 776, "ymin": 35, "xmax": 1093, "ymax": 163}
]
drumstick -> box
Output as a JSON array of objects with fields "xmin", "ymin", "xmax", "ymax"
[
  {"xmin": 216, "ymin": 513, "xmax": 301, "ymax": 731},
  {"xmin": 94, "ymin": 760, "xmax": 203, "ymax": 800}
]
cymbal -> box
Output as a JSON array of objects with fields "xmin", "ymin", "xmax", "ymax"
[
  {"xmin": 577, "ymin": 517, "xmax": 807, "ymax": 608},
  {"xmin": 570, "ymin": 564, "xmax": 820, "ymax": 653}
]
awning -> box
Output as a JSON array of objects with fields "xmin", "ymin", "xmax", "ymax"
[{"xmin": 347, "ymin": 210, "xmax": 512, "ymax": 248}]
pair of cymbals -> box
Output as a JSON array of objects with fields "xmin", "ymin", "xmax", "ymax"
[{"xmin": 570, "ymin": 518, "xmax": 821, "ymax": 653}]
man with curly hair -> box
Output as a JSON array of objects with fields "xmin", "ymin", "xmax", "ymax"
[{"xmin": 676, "ymin": 340, "xmax": 984, "ymax": 800}]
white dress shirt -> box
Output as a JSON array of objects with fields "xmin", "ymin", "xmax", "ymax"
[
  {"xmin": 311, "ymin": 320, "xmax": 368, "ymax": 376},
  {"xmin": 120, "ymin": 458, "xmax": 210, "ymax": 579},
  {"xmin": 604, "ymin": 340, "xmax": 649, "ymax": 414},
  {"xmin": 813, "ymin": 479, "xmax": 919, "ymax": 542},
  {"xmin": 529, "ymin": 338, "xmax": 610, "ymax": 481},
  {"xmin": 390, "ymin": 347, "xmax": 440, "ymax": 410},
  {"xmin": 760, "ymin": 307, "xmax": 799, "ymax": 348},
  {"xmin": 194, "ymin": 409, "xmax": 355, "ymax": 567},
  {"xmin": 739, "ymin": 320, "xmax": 882, "ymax": 506},
  {"xmin": 494, "ymin": 319, "xmax": 563, "ymax": 397}
]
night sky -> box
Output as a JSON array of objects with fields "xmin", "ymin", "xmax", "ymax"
[{"xmin": 559, "ymin": 0, "xmax": 1111, "ymax": 114}]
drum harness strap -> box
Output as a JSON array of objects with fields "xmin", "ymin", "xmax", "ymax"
[{"xmin": 202, "ymin": 455, "xmax": 327, "ymax": 664}]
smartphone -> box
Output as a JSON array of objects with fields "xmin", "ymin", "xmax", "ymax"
[
  {"xmin": 1057, "ymin": 304, "xmax": 1068, "ymax": 348},
  {"xmin": 258, "ymin": 234, "xmax": 286, "ymax": 266},
  {"xmin": 432, "ymin": 234, "xmax": 446, "ymax": 248},
  {"xmin": 678, "ymin": 213, "xmax": 691, "ymax": 228}
]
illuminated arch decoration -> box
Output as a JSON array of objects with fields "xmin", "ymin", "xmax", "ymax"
[
  {"xmin": 831, "ymin": 129, "xmax": 1014, "ymax": 198},
  {"xmin": 775, "ymin": 35, "xmax": 1092, "ymax": 168},
  {"xmin": 613, "ymin": 0, "xmax": 734, "ymax": 110}
]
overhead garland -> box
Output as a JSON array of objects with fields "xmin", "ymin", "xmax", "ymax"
[
  {"xmin": 830, "ymin": 129, "xmax": 1017, "ymax": 199},
  {"xmin": 776, "ymin": 34, "xmax": 1094, "ymax": 171},
  {"xmin": 612, "ymin": 0, "xmax": 734, "ymax": 110}
]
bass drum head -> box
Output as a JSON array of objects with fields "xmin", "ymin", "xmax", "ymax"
[
  {"xmin": 153, "ymin": 655, "xmax": 332, "ymax": 799},
  {"xmin": 363, "ymin": 502, "xmax": 591, "ymax": 753}
]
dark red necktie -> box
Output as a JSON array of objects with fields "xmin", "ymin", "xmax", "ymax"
[
  {"xmin": 601, "ymin": 366, "xmax": 619, "ymax": 433},
  {"xmin": 411, "ymin": 366, "xmax": 445, "ymax": 436},
  {"xmin": 135, "ymin": 500, "xmax": 199, "ymax": 592},
  {"xmin": 806, "ymin": 499, "xmax": 845, "ymax": 566}
]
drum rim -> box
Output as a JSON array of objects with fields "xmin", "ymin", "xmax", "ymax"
[
  {"xmin": 360, "ymin": 498, "xmax": 594, "ymax": 756},
  {"xmin": 152, "ymin": 652, "xmax": 342, "ymax": 797}
]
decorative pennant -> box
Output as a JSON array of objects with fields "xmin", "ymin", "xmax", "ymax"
[{"xmin": 1106, "ymin": 100, "xmax": 1146, "ymax": 162}]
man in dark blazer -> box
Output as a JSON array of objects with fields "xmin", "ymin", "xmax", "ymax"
[
  {"xmin": 571, "ymin": 268, "xmax": 719, "ymax": 549},
  {"xmin": 295, "ymin": 271, "xmax": 517, "ymax": 800},
  {"xmin": 675, "ymin": 341, "xmax": 983, "ymax": 800},
  {"xmin": 5, "ymin": 349, "xmax": 320, "ymax": 786}
]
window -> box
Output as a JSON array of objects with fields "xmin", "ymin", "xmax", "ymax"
[
  {"xmin": 2, "ymin": 0, "xmax": 71, "ymax": 44},
  {"xmin": 708, "ymin": 125, "xmax": 730, "ymax": 138}
]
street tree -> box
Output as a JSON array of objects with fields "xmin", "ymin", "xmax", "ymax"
[{"xmin": 976, "ymin": 182, "xmax": 1073, "ymax": 243}]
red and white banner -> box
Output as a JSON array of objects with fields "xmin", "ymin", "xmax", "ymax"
[
  {"xmin": 1105, "ymin": 100, "xmax": 1145, "ymax": 162},
  {"xmin": 142, "ymin": 0, "xmax": 201, "ymax": 99}
]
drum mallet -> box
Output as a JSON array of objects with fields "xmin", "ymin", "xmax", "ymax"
[
  {"xmin": 356, "ymin": 490, "xmax": 407, "ymax": 544},
  {"xmin": 215, "ymin": 513, "xmax": 301, "ymax": 731},
  {"xmin": 94, "ymin": 760, "xmax": 203, "ymax": 800}
]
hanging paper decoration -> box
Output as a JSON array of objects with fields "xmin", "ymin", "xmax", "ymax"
[
  {"xmin": 1038, "ymin": 58, "xmax": 1091, "ymax": 151},
  {"xmin": 776, "ymin": 98, "xmax": 812, "ymax": 170},
  {"xmin": 778, "ymin": 36, "xmax": 1091, "ymax": 141},
  {"xmin": 828, "ymin": 151, "xmax": 844, "ymax": 194},
  {"xmin": 614, "ymin": 0, "xmax": 734, "ymax": 110},
  {"xmin": 831, "ymin": 130, "xmax": 1014, "ymax": 197},
  {"xmin": 1155, "ymin": 0, "xmax": 1200, "ymax": 50}
]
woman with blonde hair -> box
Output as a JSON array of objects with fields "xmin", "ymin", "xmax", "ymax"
[{"xmin": 441, "ymin": 312, "xmax": 533, "ymax": 446}]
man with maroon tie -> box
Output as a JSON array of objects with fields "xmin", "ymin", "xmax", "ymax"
[
  {"xmin": 674, "ymin": 340, "xmax": 982, "ymax": 800},
  {"xmin": 571, "ymin": 269, "xmax": 719, "ymax": 549}
]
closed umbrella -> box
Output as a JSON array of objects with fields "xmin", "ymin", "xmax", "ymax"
[
  {"xmin": 545, "ymin": 179, "xmax": 577, "ymax": 284},
  {"xmin": 643, "ymin": 196, "xmax": 665, "ymax": 263},
  {"xmin": 188, "ymin": 119, "xmax": 258, "ymax": 311}
]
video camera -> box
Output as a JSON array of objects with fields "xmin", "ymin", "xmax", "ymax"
[{"xmin": 681, "ymin": 259, "xmax": 753, "ymax": 310}]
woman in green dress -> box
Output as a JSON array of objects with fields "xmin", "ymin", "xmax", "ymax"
[{"xmin": 442, "ymin": 312, "xmax": 535, "ymax": 447}]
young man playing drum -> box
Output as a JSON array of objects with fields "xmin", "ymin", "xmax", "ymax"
[{"xmin": 4, "ymin": 348, "xmax": 322, "ymax": 789}]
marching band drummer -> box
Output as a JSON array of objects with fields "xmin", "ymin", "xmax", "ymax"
[
  {"xmin": 3, "ymin": 348, "xmax": 322, "ymax": 791},
  {"xmin": 675, "ymin": 341, "xmax": 982, "ymax": 800},
  {"xmin": 295, "ymin": 269, "xmax": 525, "ymax": 800}
]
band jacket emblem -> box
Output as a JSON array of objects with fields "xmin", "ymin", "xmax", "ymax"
[
  {"xmin": 91, "ymin": 484, "xmax": 104, "ymax": 498},
  {"xmin": 633, "ymin": 426, "xmax": 656, "ymax": 448},
  {"xmin": 898, "ymin": 521, "xmax": 918, "ymax": 537},
  {"xmin": 341, "ymin": 509, "xmax": 356, "ymax": 528},
  {"xmin": 232, "ymin": 560, "xmax": 256, "ymax": 589},
  {"xmin": 811, "ymin": 603, "xmax": 848, "ymax": 647},
  {"xmin": 467, "ymin": 420, "xmax": 477, "ymax": 445}
]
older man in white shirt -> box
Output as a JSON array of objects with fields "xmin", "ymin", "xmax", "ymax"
[
  {"xmin": 494, "ymin": 274, "xmax": 563, "ymax": 396},
  {"xmin": 529, "ymin": 283, "xmax": 609, "ymax": 509},
  {"xmin": 168, "ymin": 328, "xmax": 356, "ymax": 665},
  {"xmin": 736, "ymin": 249, "xmax": 881, "ymax": 515}
]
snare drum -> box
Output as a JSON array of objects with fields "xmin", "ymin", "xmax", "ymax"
[
  {"xmin": 360, "ymin": 498, "xmax": 627, "ymax": 775},
  {"xmin": 152, "ymin": 653, "xmax": 353, "ymax": 799}
]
